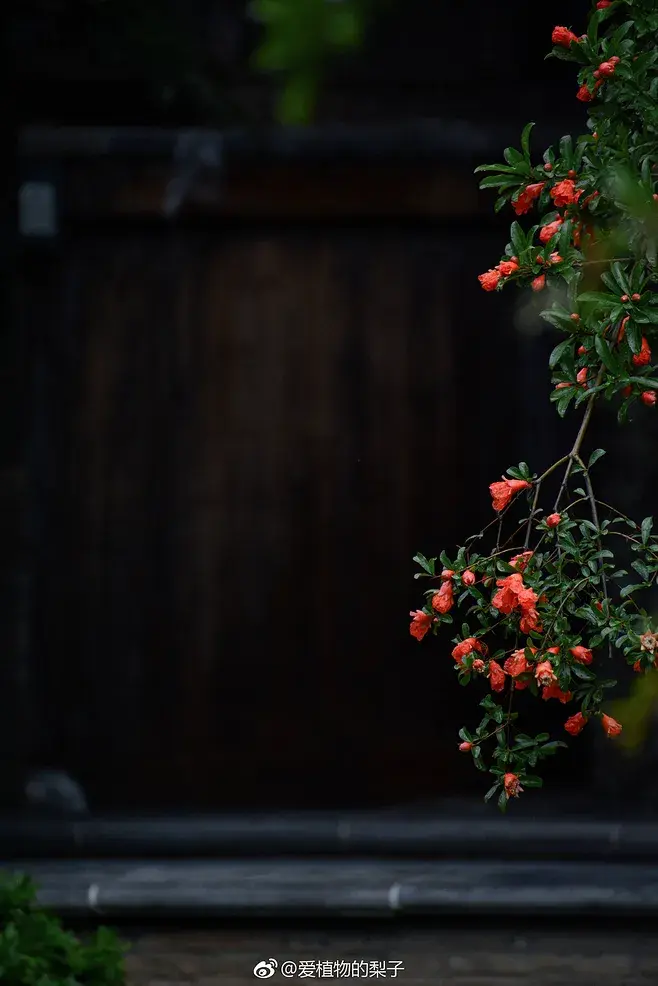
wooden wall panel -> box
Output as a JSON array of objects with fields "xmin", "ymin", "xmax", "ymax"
[{"xmin": 29, "ymin": 226, "xmax": 519, "ymax": 810}]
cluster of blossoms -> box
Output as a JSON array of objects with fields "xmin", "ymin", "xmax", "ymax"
[{"xmin": 411, "ymin": 0, "xmax": 658, "ymax": 810}]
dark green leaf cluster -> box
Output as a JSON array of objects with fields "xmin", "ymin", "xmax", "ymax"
[{"xmin": 0, "ymin": 874, "xmax": 126, "ymax": 986}]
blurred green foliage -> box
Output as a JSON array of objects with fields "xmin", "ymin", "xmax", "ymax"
[
  {"xmin": 251, "ymin": 0, "xmax": 370, "ymax": 124},
  {"xmin": 0, "ymin": 873, "xmax": 126, "ymax": 985}
]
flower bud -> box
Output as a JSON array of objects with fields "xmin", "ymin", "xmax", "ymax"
[
  {"xmin": 458, "ymin": 741, "xmax": 473, "ymax": 752},
  {"xmin": 641, "ymin": 391, "xmax": 657, "ymax": 407}
]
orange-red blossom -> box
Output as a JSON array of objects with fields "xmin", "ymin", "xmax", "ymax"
[
  {"xmin": 504, "ymin": 773, "xmax": 523, "ymax": 798},
  {"xmin": 489, "ymin": 477, "xmax": 532, "ymax": 512},
  {"xmin": 409, "ymin": 610, "xmax": 434, "ymax": 641},
  {"xmin": 564, "ymin": 712, "xmax": 588, "ymax": 736},
  {"xmin": 452, "ymin": 636, "xmax": 487, "ymax": 666},
  {"xmin": 431, "ymin": 580, "xmax": 454, "ymax": 614},
  {"xmin": 601, "ymin": 714, "xmax": 622, "ymax": 737},
  {"xmin": 492, "ymin": 573, "xmax": 542, "ymax": 634}
]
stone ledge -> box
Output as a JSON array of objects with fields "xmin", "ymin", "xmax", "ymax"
[{"xmin": 8, "ymin": 858, "xmax": 658, "ymax": 919}]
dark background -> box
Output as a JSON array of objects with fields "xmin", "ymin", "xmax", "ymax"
[{"xmin": 3, "ymin": 0, "xmax": 657, "ymax": 816}]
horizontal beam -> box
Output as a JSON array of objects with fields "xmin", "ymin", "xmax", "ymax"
[
  {"xmin": 0, "ymin": 813, "xmax": 656, "ymax": 860},
  {"xmin": 17, "ymin": 118, "xmax": 578, "ymax": 166},
  {"xmin": 8, "ymin": 857, "xmax": 658, "ymax": 919}
]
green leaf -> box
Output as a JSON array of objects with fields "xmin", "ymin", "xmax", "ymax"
[
  {"xmin": 632, "ymin": 560, "xmax": 651, "ymax": 581},
  {"xmin": 620, "ymin": 583, "xmax": 642, "ymax": 598},
  {"xmin": 413, "ymin": 553, "xmax": 434, "ymax": 575},
  {"xmin": 520, "ymin": 775, "xmax": 543, "ymax": 788},
  {"xmin": 556, "ymin": 388, "xmax": 576, "ymax": 417},
  {"xmin": 474, "ymin": 163, "xmax": 523, "ymax": 175},
  {"xmin": 484, "ymin": 782, "xmax": 500, "ymax": 802},
  {"xmin": 509, "ymin": 221, "xmax": 526, "ymax": 255},
  {"xmin": 572, "ymin": 665, "xmax": 596, "ymax": 681},
  {"xmin": 610, "ymin": 261, "xmax": 632, "ymax": 295},
  {"xmin": 588, "ymin": 448, "xmax": 606, "ymax": 468},
  {"xmin": 549, "ymin": 339, "xmax": 574, "ymax": 369},
  {"xmin": 497, "ymin": 789, "xmax": 508, "ymax": 813},
  {"xmin": 520, "ymin": 121, "xmax": 535, "ymax": 159},
  {"xmin": 503, "ymin": 146, "xmax": 525, "ymax": 167},
  {"xmin": 641, "ymin": 516, "xmax": 654, "ymax": 545},
  {"xmin": 559, "ymin": 134, "xmax": 573, "ymax": 166},
  {"xmin": 577, "ymin": 291, "xmax": 617, "ymax": 306},
  {"xmin": 478, "ymin": 175, "xmax": 521, "ymax": 190},
  {"xmin": 539, "ymin": 307, "xmax": 577, "ymax": 331},
  {"xmin": 594, "ymin": 334, "xmax": 622, "ymax": 373},
  {"xmin": 540, "ymin": 741, "xmax": 568, "ymax": 753},
  {"xmin": 626, "ymin": 319, "xmax": 642, "ymax": 354},
  {"xmin": 635, "ymin": 310, "xmax": 658, "ymax": 325}
]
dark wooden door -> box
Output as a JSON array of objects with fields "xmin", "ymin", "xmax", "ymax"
[{"xmin": 25, "ymin": 223, "xmax": 528, "ymax": 810}]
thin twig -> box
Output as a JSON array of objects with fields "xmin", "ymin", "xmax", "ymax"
[
  {"xmin": 574, "ymin": 452, "xmax": 611, "ymax": 659},
  {"xmin": 553, "ymin": 365, "xmax": 606, "ymax": 512},
  {"xmin": 524, "ymin": 455, "xmax": 571, "ymax": 548}
]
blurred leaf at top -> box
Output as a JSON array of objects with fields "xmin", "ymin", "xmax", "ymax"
[{"xmin": 251, "ymin": 0, "xmax": 370, "ymax": 125}]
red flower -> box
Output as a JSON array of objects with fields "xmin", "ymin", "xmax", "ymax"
[
  {"xmin": 641, "ymin": 391, "xmax": 657, "ymax": 407},
  {"xmin": 489, "ymin": 477, "xmax": 531, "ymax": 512},
  {"xmin": 601, "ymin": 713, "xmax": 622, "ymax": 737},
  {"xmin": 504, "ymin": 649, "xmax": 530, "ymax": 678},
  {"xmin": 488, "ymin": 660, "xmax": 506, "ymax": 693},
  {"xmin": 535, "ymin": 660, "xmax": 556, "ymax": 686},
  {"xmin": 458, "ymin": 741, "xmax": 473, "ymax": 752},
  {"xmin": 461, "ymin": 570, "xmax": 476, "ymax": 586},
  {"xmin": 539, "ymin": 219, "xmax": 563, "ymax": 244},
  {"xmin": 546, "ymin": 513, "xmax": 561, "ymax": 528},
  {"xmin": 622, "ymin": 385, "xmax": 633, "ymax": 398},
  {"xmin": 633, "ymin": 338, "xmax": 652, "ymax": 367},
  {"xmin": 531, "ymin": 274, "xmax": 546, "ymax": 292},
  {"xmin": 432, "ymin": 581, "xmax": 454, "ymax": 614},
  {"xmin": 478, "ymin": 269, "xmax": 501, "ymax": 291},
  {"xmin": 497, "ymin": 260, "xmax": 520, "ymax": 277},
  {"xmin": 552, "ymin": 26, "xmax": 579, "ymax": 47},
  {"xmin": 492, "ymin": 574, "xmax": 541, "ymax": 633},
  {"xmin": 512, "ymin": 182, "xmax": 545, "ymax": 216},
  {"xmin": 509, "ymin": 550, "xmax": 533, "ymax": 572},
  {"xmin": 633, "ymin": 660, "xmax": 643, "ymax": 674},
  {"xmin": 576, "ymin": 367, "xmax": 588, "ymax": 386},
  {"xmin": 549, "ymin": 252, "xmax": 563, "ymax": 264},
  {"xmin": 597, "ymin": 61, "xmax": 616, "ymax": 77},
  {"xmin": 570, "ymin": 645, "xmax": 593, "ymax": 665},
  {"xmin": 542, "ymin": 682, "xmax": 572, "ymax": 704},
  {"xmin": 503, "ymin": 773, "xmax": 523, "ymax": 798},
  {"xmin": 492, "ymin": 573, "xmax": 524, "ymax": 614},
  {"xmin": 550, "ymin": 179, "xmax": 581, "ymax": 208},
  {"xmin": 410, "ymin": 610, "xmax": 434, "ymax": 641},
  {"xmin": 519, "ymin": 608, "xmax": 542, "ymax": 634},
  {"xmin": 564, "ymin": 712, "xmax": 588, "ymax": 736},
  {"xmin": 451, "ymin": 636, "xmax": 485, "ymax": 665},
  {"xmin": 555, "ymin": 382, "xmax": 572, "ymax": 390},
  {"xmin": 581, "ymin": 191, "xmax": 599, "ymax": 208},
  {"xmin": 472, "ymin": 658, "xmax": 486, "ymax": 673},
  {"xmin": 596, "ymin": 0, "xmax": 612, "ymax": 7},
  {"xmin": 440, "ymin": 569, "xmax": 455, "ymax": 580}
]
